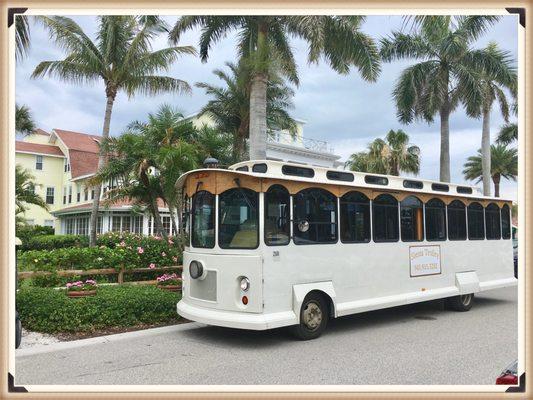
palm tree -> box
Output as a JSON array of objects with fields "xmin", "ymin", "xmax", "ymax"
[
  {"xmin": 33, "ymin": 16, "xmax": 196, "ymax": 245},
  {"xmin": 171, "ymin": 16, "xmax": 381, "ymax": 160},
  {"xmin": 497, "ymin": 102, "xmax": 518, "ymax": 145},
  {"xmin": 475, "ymin": 42, "xmax": 516, "ymax": 197},
  {"xmin": 380, "ymin": 16, "xmax": 513, "ymax": 182},
  {"xmin": 15, "ymin": 104, "xmax": 36, "ymax": 136},
  {"xmin": 15, "ymin": 15, "xmax": 30, "ymax": 60},
  {"xmin": 196, "ymin": 59, "xmax": 297, "ymax": 160},
  {"xmin": 463, "ymin": 144, "xmax": 517, "ymax": 197},
  {"xmin": 346, "ymin": 129, "xmax": 420, "ymax": 176},
  {"xmin": 15, "ymin": 165, "xmax": 48, "ymax": 218}
]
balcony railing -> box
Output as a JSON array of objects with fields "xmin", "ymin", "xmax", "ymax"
[{"xmin": 268, "ymin": 130, "xmax": 334, "ymax": 154}]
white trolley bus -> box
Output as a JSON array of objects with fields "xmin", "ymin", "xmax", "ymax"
[{"xmin": 176, "ymin": 160, "xmax": 516, "ymax": 340}]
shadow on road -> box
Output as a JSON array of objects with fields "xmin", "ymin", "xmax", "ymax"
[{"xmin": 177, "ymin": 293, "xmax": 515, "ymax": 347}]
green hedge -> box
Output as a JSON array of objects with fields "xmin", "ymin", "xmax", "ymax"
[
  {"xmin": 16, "ymin": 285, "xmax": 181, "ymax": 333},
  {"xmin": 16, "ymin": 225, "xmax": 54, "ymax": 243},
  {"xmin": 20, "ymin": 235, "xmax": 89, "ymax": 251}
]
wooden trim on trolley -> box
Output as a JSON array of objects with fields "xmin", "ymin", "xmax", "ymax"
[{"xmin": 183, "ymin": 170, "xmax": 512, "ymax": 208}]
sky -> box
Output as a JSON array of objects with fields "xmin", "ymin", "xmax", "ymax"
[{"xmin": 15, "ymin": 15, "xmax": 519, "ymax": 200}]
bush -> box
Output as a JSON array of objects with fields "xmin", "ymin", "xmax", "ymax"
[
  {"xmin": 20, "ymin": 235, "xmax": 88, "ymax": 252},
  {"xmin": 16, "ymin": 285, "xmax": 181, "ymax": 333},
  {"xmin": 16, "ymin": 225, "xmax": 54, "ymax": 244}
]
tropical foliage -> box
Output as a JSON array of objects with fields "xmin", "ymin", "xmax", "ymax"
[
  {"xmin": 346, "ymin": 129, "xmax": 420, "ymax": 176},
  {"xmin": 463, "ymin": 144, "xmax": 517, "ymax": 197},
  {"xmin": 380, "ymin": 16, "xmax": 514, "ymax": 182},
  {"xmin": 496, "ymin": 123, "xmax": 518, "ymax": 145},
  {"xmin": 171, "ymin": 16, "xmax": 381, "ymax": 160},
  {"xmin": 15, "ymin": 15, "xmax": 30, "ymax": 60},
  {"xmin": 33, "ymin": 15, "xmax": 196, "ymax": 245},
  {"xmin": 15, "ymin": 104, "xmax": 36, "ymax": 136},
  {"xmin": 15, "ymin": 165, "xmax": 48, "ymax": 219},
  {"xmin": 197, "ymin": 59, "xmax": 297, "ymax": 160}
]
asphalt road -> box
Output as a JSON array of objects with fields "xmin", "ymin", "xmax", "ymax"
[{"xmin": 15, "ymin": 286, "xmax": 517, "ymax": 386}]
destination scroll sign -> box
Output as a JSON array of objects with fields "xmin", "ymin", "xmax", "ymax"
[{"xmin": 409, "ymin": 245, "xmax": 442, "ymax": 277}]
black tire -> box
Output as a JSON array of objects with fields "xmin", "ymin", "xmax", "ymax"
[
  {"xmin": 15, "ymin": 311, "xmax": 22, "ymax": 349},
  {"xmin": 446, "ymin": 293, "xmax": 474, "ymax": 312},
  {"xmin": 290, "ymin": 293, "xmax": 328, "ymax": 340}
]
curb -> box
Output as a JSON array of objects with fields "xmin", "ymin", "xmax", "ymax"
[{"xmin": 16, "ymin": 322, "xmax": 204, "ymax": 357}]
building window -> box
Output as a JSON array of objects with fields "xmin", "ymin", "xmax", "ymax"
[
  {"xmin": 44, "ymin": 219, "xmax": 54, "ymax": 228},
  {"xmin": 485, "ymin": 203, "xmax": 501, "ymax": 240},
  {"xmin": 340, "ymin": 191, "xmax": 370, "ymax": 243},
  {"xmin": 84, "ymin": 188, "xmax": 89, "ymax": 201},
  {"xmin": 372, "ymin": 194, "xmax": 399, "ymax": 242},
  {"xmin": 219, "ymin": 188, "xmax": 259, "ymax": 249},
  {"xmin": 63, "ymin": 187, "xmax": 67, "ymax": 204},
  {"xmin": 132, "ymin": 215, "xmax": 143, "ymax": 233},
  {"xmin": 468, "ymin": 202, "xmax": 485, "ymax": 240},
  {"xmin": 293, "ymin": 188, "xmax": 337, "ymax": 245},
  {"xmin": 112, "ymin": 216, "xmax": 121, "ymax": 232},
  {"xmin": 35, "ymin": 155, "xmax": 43, "ymax": 170},
  {"xmin": 64, "ymin": 158, "xmax": 70, "ymax": 172},
  {"xmin": 425, "ymin": 198, "xmax": 447, "ymax": 241},
  {"xmin": 122, "ymin": 215, "xmax": 131, "ymax": 233},
  {"xmin": 447, "ymin": 200, "xmax": 467, "ymax": 240},
  {"xmin": 76, "ymin": 185, "xmax": 81, "ymax": 202},
  {"xmin": 400, "ymin": 196, "xmax": 424, "ymax": 242},
  {"xmin": 191, "ymin": 191, "xmax": 215, "ymax": 248},
  {"xmin": 68, "ymin": 186, "xmax": 72, "ymax": 203},
  {"xmin": 46, "ymin": 187, "xmax": 55, "ymax": 205},
  {"xmin": 501, "ymin": 204, "xmax": 511, "ymax": 239},
  {"xmin": 264, "ymin": 185, "xmax": 290, "ymax": 246},
  {"xmin": 91, "ymin": 189, "xmax": 95, "ymax": 200},
  {"xmin": 162, "ymin": 216, "xmax": 172, "ymax": 236}
]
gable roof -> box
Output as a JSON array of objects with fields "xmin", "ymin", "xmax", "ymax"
[
  {"xmin": 15, "ymin": 141, "xmax": 65, "ymax": 157},
  {"xmin": 53, "ymin": 128, "xmax": 101, "ymax": 153},
  {"xmin": 33, "ymin": 128, "xmax": 50, "ymax": 136},
  {"xmin": 69, "ymin": 149, "xmax": 100, "ymax": 179}
]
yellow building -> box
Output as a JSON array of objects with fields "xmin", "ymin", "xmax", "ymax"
[{"xmin": 16, "ymin": 129, "xmax": 174, "ymax": 235}]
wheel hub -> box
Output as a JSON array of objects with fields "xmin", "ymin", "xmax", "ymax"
[{"xmin": 303, "ymin": 301, "xmax": 322, "ymax": 330}]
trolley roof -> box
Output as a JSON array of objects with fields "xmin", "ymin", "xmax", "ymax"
[{"xmin": 175, "ymin": 160, "xmax": 512, "ymax": 204}]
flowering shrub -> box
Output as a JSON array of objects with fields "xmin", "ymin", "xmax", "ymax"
[
  {"xmin": 19, "ymin": 235, "xmax": 89, "ymax": 252},
  {"xmin": 66, "ymin": 279, "xmax": 97, "ymax": 292},
  {"xmin": 156, "ymin": 273, "xmax": 181, "ymax": 286}
]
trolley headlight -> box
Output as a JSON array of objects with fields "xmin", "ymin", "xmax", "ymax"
[
  {"xmin": 189, "ymin": 260, "xmax": 203, "ymax": 280},
  {"xmin": 239, "ymin": 277, "xmax": 250, "ymax": 292}
]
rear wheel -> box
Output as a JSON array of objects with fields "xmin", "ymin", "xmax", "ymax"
[
  {"xmin": 290, "ymin": 293, "xmax": 328, "ymax": 340},
  {"xmin": 446, "ymin": 293, "xmax": 474, "ymax": 312}
]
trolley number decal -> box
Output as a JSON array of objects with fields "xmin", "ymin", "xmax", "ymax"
[{"xmin": 409, "ymin": 245, "xmax": 441, "ymax": 277}]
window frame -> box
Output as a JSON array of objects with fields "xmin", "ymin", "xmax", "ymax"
[
  {"xmin": 467, "ymin": 202, "xmax": 485, "ymax": 240},
  {"xmin": 46, "ymin": 187, "xmax": 55, "ymax": 205},
  {"xmin": 218, "ymin": 188, "xmax": 260, "ymax": 250},
  {"xmin": 485, "ymin": 203, "xmax": 502, "ymax": 240},
  {"xmin": 372, "ymin": 194, "xmax": 399, "ymax": 243},
  {"xmin": 264, "ymin": 185, "xmax": 291, "ymax": 246},
  {"xmin": 340, "ymin": 191, "xmax": 371, "ymax": 244},
  {"xmin": 425, "ymin": 198, "xmax": 447, "ymax": 242},
  {"xmin": 282, "ymin": 165, "xmax": 315, "ymax": 178},
  {"xmin": 501, "ymin": 204, "xmax": 511, "ymax": 240},
  {"xmin": 447, "ymin": 200, "xmax": 467, "ymax": 241},
  {"xmin": 400, "ymin": 195, "xmax": 424, "ymax": 242},
  {"xmin": 293, "ymin": 187, "xmax": 338, "ymax": 245},
  {"xmin": 191, "ymin": 190, "xmax": 216, "ymax": 249},
  {"xmin": 35, "ymin": 155, "xmax": 43, "ymax": 170}
]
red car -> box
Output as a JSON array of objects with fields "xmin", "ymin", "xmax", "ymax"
[{"xmin": 496, "ymin": 360, "xmax": 518, "ymax": 385}]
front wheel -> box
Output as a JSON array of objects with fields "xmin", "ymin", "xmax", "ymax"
[
  {"xmin": 290, "ymin": 293, "xmax": 328, "ymax": 340},
  {"xmin": 446, "ymin": 293, "xmax": 474, "ymax": 312}
]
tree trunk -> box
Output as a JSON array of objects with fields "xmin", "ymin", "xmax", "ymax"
[
  {"xmin": 481, "ymin": 105, "xmax": 492, "ymax": 196},
  {"xmin": 150, "ymin": 197, "xmax": 167, "ymax": 239},
  {"xmin": 169, "ymin": 206, "xmax": 179, "ymax": 236},
  {"xmin": 234, "ymin": 116, "xmax": 249, "ymax": 161},
  {"xmin": 439, "ymin": 102, "xmax": 451, "ymax": 182},
  {"xmin": 89, "ymin": 94, "xmax": 115, "ymax": 246},
  {"xmin": 248, "ymin": 22, "xmax": 268, "ymax": 161},
  {"xmin": 493, "ymin": 173, "xmax": 501, "ymax": 198}
]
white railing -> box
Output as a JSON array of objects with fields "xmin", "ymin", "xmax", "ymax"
[{"xmin": 268, "ymin": 130, "xmax": 334, "ymax": 154}]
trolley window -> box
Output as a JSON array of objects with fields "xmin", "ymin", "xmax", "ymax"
[
  {"xmin": 403, "ymin": 180, "xmax": 423, "ymax": 189},
  {"xmin": 365, "ymin": 175, "xmax": 388, "ymax": 185},
  {"xmin": 447, "ymin": 200, "xmax": 467, "ymax": 240},
  {"xmin": 218, "ymin": 188, "xmax": 259, "ymax": 249},
  {"xmin": 372, "ymin": 194, "xmax": 399, "ymax": 242},
  {"xmin": 264, "ymin": 185, "xmax": 290, "ymax": 246},
  {"xmin": 282, "ymin": 165, "xmax": 315, "ymax": 178},
  {"xmin": 400, "ymin": 196, "xmax": 424, "ymax": 242},
  {"xmin": 191, "ymin": 191, "xmax": 215, "ymax": 248},
  {"xmin": 501, "ymin": 204, "xmax": 511, "ymax": 239},
  {"xmin": 426, "ymin": 198, "xmax": 447, "ymax": 241},
  {"xmin": 252, "ymin": 163, "xmax": 268, "ymax": 173},
  {"xmin": 432, "ymin": 183, "xmax": 449, "ymax": 192},
  {"xmin": 293, "ymin": 188, "xmax": 337, "ymax": 244},
  {"xmin": 340, "ymin": 191, "xmax": 370, "ymax": 243},
  {"xmin": 485, "ymin": 203, "xmax": 501, "ymax": 240},
  {"xmin": 468, "ymin": 202, "xmax": 485, "ymax": 240},
  {"xmin": 327, "ymin": 171, "xmax": 354, "ymax": 182}
]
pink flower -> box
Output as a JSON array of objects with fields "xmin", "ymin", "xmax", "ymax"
[
  {"xmin": 66, "ymin": 283, "xmax": 72, "ymax": 288},
  {"xmin": 137, "ymin": 247, "xmax": 144, "ymax": 254},
  {"xmin": 154, "ymin": 236, "xmax": 162, "ymax": 240},
  {"xmin": 149, "ymin": 263, "xmax": 156, "ymax": 269},
  {"xmin": 168, "ymin": 239, "xmax": 174, "ymax": 244},
  {"xmin": 119, "ymin": 241, "xmax": 126, "ymax": 247}
]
